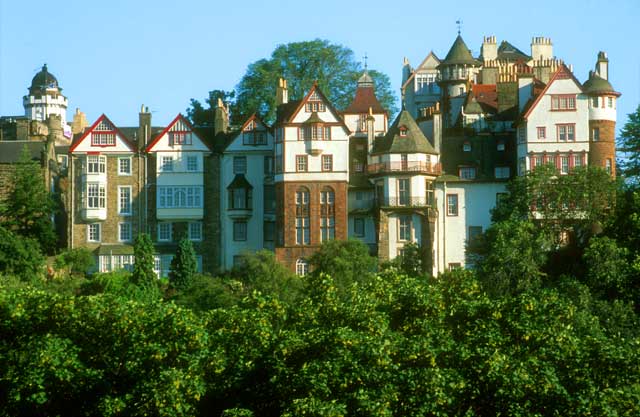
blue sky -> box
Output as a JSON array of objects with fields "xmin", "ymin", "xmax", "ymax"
[{"xmin": 1, "ymin": 0, "xmax": 638, "ymax": 132}]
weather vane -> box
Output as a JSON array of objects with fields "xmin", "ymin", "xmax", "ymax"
[
  {"xmin": 363, "ymin": 52, "xmax": 368, "ymax": 70},
  {"xmin": 456, "ymin": 19, "xmax": 463, "ymax": 35}
]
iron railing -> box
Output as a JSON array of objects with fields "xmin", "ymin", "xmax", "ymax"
[
  {"xmin": 367, "ymin": 161, "xmax": 441, "ymax": 175},
  {"xmin": 377, "ymin": 196, "xmax": 434, "ymax": 208}
]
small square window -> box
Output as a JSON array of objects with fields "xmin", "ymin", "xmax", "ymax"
[
  {"xmin": 158, "ymin": 223, "xmax": 172, "ymax": 242},
  {"xmin": 296, "ymin": 155, "xmax": 308, "ymax": 172},
  {"xmin": 592, "ymin": 127, "xmax": 600, "ymax": 142},
  {"xmin": 87, "ymin": 223, "xmax": 101, "ymax": 242},
  {"xmin": 118, "ymin": 157, "xmax": 131, "ymax": 175},
  {"xmin": 161, "ymin": 156, "xmax": 174, "ymax": 172},
  {"xmin": 494, "ymin": 166, "xmax": 510, "ymax": 179},
  {"xmin": 537, "ymin": 127, "xmax": 546, "ymax": 139},
  {"xmin": 322, "ymin": 155, "xmax": 333, "ymax": 171},
  {"xmin": 463, "ymin": 141, "xmax": 471, "ymax": 152}
]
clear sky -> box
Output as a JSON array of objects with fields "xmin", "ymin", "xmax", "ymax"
[{"xmin": 1, "ymin": 0, "xmax": 638, "ymax": 133}]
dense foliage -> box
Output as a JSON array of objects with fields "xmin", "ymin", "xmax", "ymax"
[
  {"xmin": 187, "ymin": 39, "xmax": 397, "ymax": 127},
  {"xmin": 618, "ymin": 104, "xmax": 640, "ymax": 183}
]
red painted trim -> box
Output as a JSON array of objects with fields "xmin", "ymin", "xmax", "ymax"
[
  {"xmin": 69, "ymin": 114, "xmax": 136, "ymax": 153},
  {"xmin": 146, "ymin": 113, "xmax": 211, "ymax": 152},
  {"xmin": 521, "ymin": 64, "xmax": 584, "ymax": 121},
  {"xmin": 283, "ymin": 83, "xmax": 352, "ymax": 135}
]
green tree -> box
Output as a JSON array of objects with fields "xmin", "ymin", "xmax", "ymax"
[
  {"xmin": 54, "ymin": 248, "xmax": 95, "ymax": 277},
  {"xmin": 618, "ymin": 104, "xmax": 640, "ymax": 182},
  {"xmin": 307, "ymin": 239, "xmax": 377, "ymax": 291},
  {"xmin": 186, "ymin": 89, "xmax": 240, "ymax": 128},
  {"xmin": 1, "ymin": 146, "xmax": 56, "ymax": 253},
  {"xmin": 0, "ymin": 225, "xmax": 45, "ymax": 281},
  {"xmin": 230, "ymin": 250, "xmax": 301, "ymax": 303},
  {"xmin": 131, "ymin": 233, "xmax": 156, "ymax": 287},
  {"xmin": 169, "ymin": 237, "xmax": 198, "ymax": 290},
  {"xmin": 188, "ymin": 40, "xmax": 397, "ymax": 126}
]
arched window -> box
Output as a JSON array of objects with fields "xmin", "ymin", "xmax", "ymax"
[
  {"xmin": 320, "ymin": 187, "xmax": 335, "ymax": 242},
  {"xmin": 296, "ymin": 259, "xmax": 309, "ymax": 276},
  {"xmin": 296, "ymin": 188, "xmax": 310, "ymax": 245}
]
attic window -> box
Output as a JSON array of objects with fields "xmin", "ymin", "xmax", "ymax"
[
  {"xmin": 463, "ymin": 141, "xmax": 471, "ymax": 152},
  {"xmin": 169, "ymin": 131, "xmax": 191, "ymax": 146},
  {"xmin": 305, "ymin": 101, "xmax": 325, "ymax": 112},
  {"xmin": 399, "ymin": 126, "xmax": 408, "ymax": 137}
]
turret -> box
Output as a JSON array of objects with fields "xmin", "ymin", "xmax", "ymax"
[
  {"xmin": 23, "ymin": 64, "xmax": 68, "ymax": 130},
  {"xmin": 583, "ymin": 53, "xmax": 620, "ymax": 176}
]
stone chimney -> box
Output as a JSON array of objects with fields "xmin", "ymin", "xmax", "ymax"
[
  {"xmin": 138, "ymin": 105, "xmax": 151, "ymax": 150},
  {"xmin": 595, "ymin": 51, "xmax": 609, "ymax": 80},
  {"xmin": 531, "ymin": 36, "xmax": 553, "ymax": 61},
  {"xmin": 481, "ymin": 35, "xmax": 497, "ymax": 61},
  {"xmin": 276, "ymin": 78, "xmax": 288, "ymax": 106},
  {"xmin": 366, "ymin": 107, "xmax": 375, "ymax": 153},
  {"xmin": 214, "ymin": 98, "xmax": 228, "ymax": 136},
  {"xmin": 402, "ymin": 57, "xmax": 412, "ymax": 85},
  {"xmin": 47, "ymin": 114, "xmax": 63, "ymax": 144},
  {"xmin": 71, "ymin": 108, "xmax": 89, "ymax": 135}
]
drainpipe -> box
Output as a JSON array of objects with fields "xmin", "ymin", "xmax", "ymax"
[
  {"xmin": 69, "ymin": 155, "xmax": 74, "ymax": 249},
  {"xmin": 442, "ymin": 180, "xmax": 447, "ymax": 272}
]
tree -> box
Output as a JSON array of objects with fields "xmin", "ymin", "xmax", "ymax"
[
  {"xmin": 54, "ymin": 248, "xmax": 95, "ymax": 277},
  {"xmin": 186, "ymin": 89, "xmax": 239, "ymax": 128},
  {"xmin": 307, "ymin": 239, "xmax": 377, "ymax": 292},
  {"xmin": 131, "ymin": 233, "xmax": 155, "ymax": 287},
  {"xmin": 169, "ymin": 237, "xmax": 198, "ymax": 290},
  {"xmin": 230, "ymin": 250, "xmax": 301, "ymax": 303},
  {"xmin": 618, "ymin": 104, "xmax": 640, "ymax": 182},
  {"xmin": 187, "ymin": 40, "xmax": 397, "ymax": 126},
  {"xmin": 1, "ymin": 146, "xmax": 57, "ymax": 253},
  {"xmin": 0, "ymin": 225, "xmax": 45, "ymax": 281}
]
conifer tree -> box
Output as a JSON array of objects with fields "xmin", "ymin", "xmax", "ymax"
[
  {"xmin": 169, "ymin": 237, "xmax": 197, "ymax": 290},
  {"xmin": 132, "ymin": 233, "xmax": 156, "ymax": 286},
  {"xmin": 2, "ymin": 145, "xmax": 56, "ymax": 253},
  {"xmin": 619, "ymin": 104, "xmax": 640, "ymax": 183}
]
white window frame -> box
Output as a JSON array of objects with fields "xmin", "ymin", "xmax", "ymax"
[
  {"xmin": 87, "ymin": 223, "xmax": 101, "ymax": 242},
  {"xmin": 233, "ymin": 156, "xmax": 247, "ymax": 174},
  {"xmin": 158, "ymin": 222, "xmax": 172, "ymax": 242},
  {"xmin": 398, "ymin": 215, "xmax": 412, "ymax": 241},
  {"xmin": 187, "ymin": 155, "xmax": 199, "ymax": 172},
  {"xmin": 118, "ymin": 157, "xmax": 132, "ymax": 176},
  {"xmin": 87, "ymin": 155, "xmax": 106, "ymax": 174},
  {"xmin": 118, "ymin": 222, "xmax": 132, "ymax": 242},
  {"xmin": 161, "ymin": 156, "xmax": 174, "ymax": 172},
  {"xmin": 118, "ymin": 186, "xmax": 132, "ymax": 215},
  {"xmin": 296, "ymin": 259, "xmax": 309, "ymax": 276},
  {"xmin": 86, "ymin": 183, "xmax": 106, "ymax": 209}
]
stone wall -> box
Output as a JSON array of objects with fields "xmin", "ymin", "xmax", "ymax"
[{"xmin": 589, "ymin": 120, "xmax": 616, "ymax": 177}]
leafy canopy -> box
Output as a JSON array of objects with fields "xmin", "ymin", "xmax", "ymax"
[
  {"xmin": 187, "ymin": 39, "xmax": 397, "ymax": 126},
  {"xmin": 618, "ymin": 104, "xmax": 640, "ymax": 183}
]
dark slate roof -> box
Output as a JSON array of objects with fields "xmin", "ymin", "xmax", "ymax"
[
  {"xmin": 0, "ymin": 141, "xmax": 45, "ymax": 163},
  {"xmin": 582, "ymin": 71, "xmax": 618, "ymax": 95},
  {"xmin": 227, "ymin": 174, "xmax": 253, "ymax": 190},
  {"xmin": 440, "ymin": 35, "xmax": 479, "ymax": 66},
  {"xmin": 276, "ymin": 100, "xmax": 302, "ymax": 124},
  {"xmin": 344, "ymin": 85, "xmax": 386, "ymax": 114},
  {"xmin": 30, "ymin": 64, "xmax": 59, "ymax": 91},
  {"xmin": 97, "ymin": 244, "xmax": 134, "ymax": 255},
  {"xmin": 371, "ymin": 110, "xmax": 436, "ymax": 155},
  {"xmin": 497, "ymin": 41, "xmax": 532, "ymax": 62},
  {"xmin": 303, "ymin": 111, "xmax": 324, "ymax": 124}
]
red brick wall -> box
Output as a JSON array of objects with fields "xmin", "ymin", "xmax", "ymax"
[
  {"xmin": 589, "ymin": 120, "xmax": 616, "ymax": 177},
  {"xmin": 275, "ymin": 180, "xmax": 348, "ymax": 270}
]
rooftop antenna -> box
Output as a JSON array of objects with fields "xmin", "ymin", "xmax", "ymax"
[{"xmin": 456, "ymin": 19, "xmax": 463, "ymax": 35}]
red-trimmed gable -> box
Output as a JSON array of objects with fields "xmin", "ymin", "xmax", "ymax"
[
  {"xmin": 69, "ymin": 114, "xmax": 136, "ymax": 153},
  {"xmin": 145, "ymin": 113, "xmax": 211, "ymax": 152},
  {"xmin": 521, "ymin": 64, "xmax": 583, "ymax": 122}
]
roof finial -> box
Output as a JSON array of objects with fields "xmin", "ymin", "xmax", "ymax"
[
  {"xmin": 363, "ymin": 52, "xmax": 368, "ymax": 71},
  {"xmin": 456, "ymin": 19, "xmax": 463, "ymax": 36}
]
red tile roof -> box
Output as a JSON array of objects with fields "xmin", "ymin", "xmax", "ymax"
[{"xmin": 344, "ymin": 86, "xmax": 386, "ymax": 114}]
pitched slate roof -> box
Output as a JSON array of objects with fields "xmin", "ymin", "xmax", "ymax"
[
  {"xmin": 275, "ymin": 100, "xmax": 302, "ymax": 124},
  {"xmin": 497, "ymin": 41, "xmax": 532, "ymax": 62},
  {"xmin": 371, "ymin": 110, "xmax": 436, "ymax": 155},
  {"xmin": 344, "ymin": 79, "xmax": 386, "ymax": 114},
  {"xmin": 464, "ymin": 84, "xmax": 498, "ymax": 114},
  {"xmin": 440, "ymin": 35, "xmax": 480, "ymax": 66},
  {"xmin": 0, "ymin": 141, "xmax": 45, "ymax": 163},
  {"xmin": 582, "ymin": 71, "xmax": 620, "ymax": 96}
]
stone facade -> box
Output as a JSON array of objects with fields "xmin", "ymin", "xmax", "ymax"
[{"xmin": 589, "ymin": 119, "xmax": 617, "ymax": 176}]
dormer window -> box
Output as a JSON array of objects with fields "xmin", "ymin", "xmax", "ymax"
[
  {"xmin": 92, "ymin": 119, "xmax": 116, "ymax": 146},
  {"xmin": 169, "ymin": 131, "xmax": 192, "ymax": 146},
  {"xmin": 305, "ymin": 92, "xmax": 325, "ymax": 112},
  {"xmin": 399, "ymin": 126, "xmax": 408, "ymax": 137},
  {"xmin": 463, "ymin": 141, "xmax": 471, "ymax": 152}
]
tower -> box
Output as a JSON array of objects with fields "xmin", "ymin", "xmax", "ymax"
[
  {"xmin": 437, "ymin": 35, "xmax": 480, "ymax": 127},
  {"xmin": 583, "ymin": 52, "xmax": 620, "ymax": 176},
  {"xmin": 23, "ymin": 64, "xmax": 69, "ymax": 129}
]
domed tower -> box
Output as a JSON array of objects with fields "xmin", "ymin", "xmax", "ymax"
[
  {"xmin": 583, "ymin": 52, "xmax": 620, "ymax": 176},
  {"xmin": 437, "ymin": 35, "xmax": 480, "ymax": 126},
  {"xmin": 23, "ymin": 64, "xmax": 68, "ymax": 127}
]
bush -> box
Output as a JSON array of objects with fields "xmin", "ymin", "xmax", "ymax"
[{"xmin": 54, "ymin": 248, "xmax": 95, "ymax": 276}]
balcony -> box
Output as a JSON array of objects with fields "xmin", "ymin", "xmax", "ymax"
[
  {"xmin": 367, "ymin": 161, "xmax": 441, "ymax": 176},
  {"xmin": 377, "ymin": 196, "xmax": 435, "ymax": 208}
]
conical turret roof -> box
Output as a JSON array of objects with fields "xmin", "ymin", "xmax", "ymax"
[
  {"xmin": 371, "ymin": 110, "xmax": 436, "ymax": 155},
  {"xmin": 440, "ymin": 35, "xmax": 479, "ymax": 66},
  {"xmin": 583, "ymin": 71, "xmax": 619, "ymax": 96}
]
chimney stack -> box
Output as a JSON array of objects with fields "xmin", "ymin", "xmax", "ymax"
[
  {"xmin": 276, "ymin": 78, "xmax": 289, "ymax": 105},
  {"xmin": 433, "ymin": 102, "xmax": 442, "ymax": 154},
  {"xmin": 481, "ymin": 35, "xmax": 498, "ymax": 61},
  {"xmin": 595, "ymin": 51, "xmax": 609, "ymax": 80},
  {"xmin": 366, "ymin": 107, "xmax": 375, "ymax": 153},
  {"xmin": 214, "ymin": 98, "xmax": 229, "ymax": 136},
  {"xmin": 138, "ymin": 105, "xmax": 151, "ymax": 151}
]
